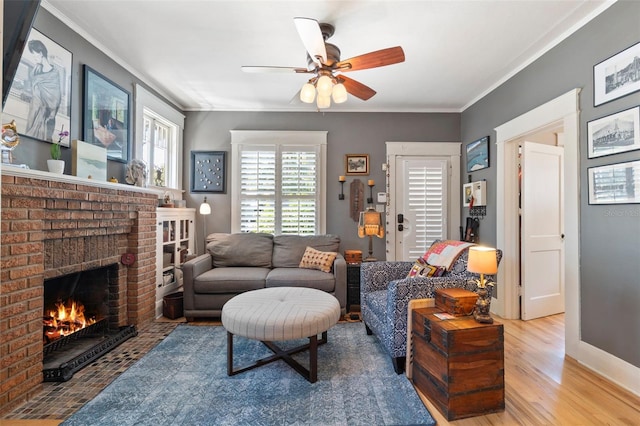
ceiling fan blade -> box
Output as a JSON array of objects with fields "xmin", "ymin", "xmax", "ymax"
[
  {"xmin": 335, "ymin": 46, "xmax": 405, "ymax": 72},
  {"xmin": 241, "ymin": 66, "xmax": 310, "ymax": 74},
  {"xmin": 338, "ymin": 75, "xmax": 376, "ymax": 101},
  {"xmin": 294, "ymin": 17, "xmax": 327, "ymax": 65}
]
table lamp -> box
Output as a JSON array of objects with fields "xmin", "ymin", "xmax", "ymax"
[
  {"xmin": 358, "ymin": 207, "xmax": 384, "ymax": 261},
  {"xmin": 467, "ymin": 246, "xmax": 498, "ymax": 323}
]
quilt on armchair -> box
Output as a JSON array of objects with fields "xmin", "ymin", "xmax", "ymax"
[{"xmin": 360, "ymin": 240, "xmax": 502, "ymax": 374}]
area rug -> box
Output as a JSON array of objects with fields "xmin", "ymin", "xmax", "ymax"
[{"xmin": 62, "ymin": 322, "xmax": 435, "ymax": 426}]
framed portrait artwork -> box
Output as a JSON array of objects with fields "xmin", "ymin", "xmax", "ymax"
[
  {"xmin": 594, "ymin": 41, "xmax": 640, "ymax": 107},
  {"xmin": 466, "ymin": 136, "xmax": 490, "ymax": 172},
  {"xmin": 2, "ymin": 28, "xmax": 72, "ymax": 145},
  {"xmin": 587, "ymin": 106, "xmax": 640, "ymax": 158},
  {"xmin": 191, "ymin": 151, "xmax": 226, "ymax": 193},
  {"xmin": 588, "ymin": 160, "xmax": 640, "ymax": 204},
  {"xmin": 82, "ymin": 65, "xmax": 131, "ymax": 162},
  {"xmin": 345, "ymin": 154, "xmax": 369, "ymax": 175}
]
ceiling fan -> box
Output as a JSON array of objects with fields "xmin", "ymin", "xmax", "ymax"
[{"xmin": 241, "ymin": 17, "xmax": 405, "ymax": 108}]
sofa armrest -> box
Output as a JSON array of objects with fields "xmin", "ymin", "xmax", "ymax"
[
  {"xmin": 360, "ymin": 261, "xmax": 413, "ymax": 294},
  {"xmin": 332, "ymin": 254, "xmax": 347, "ymax": 311},
  {"xmin": 182, "ymin": 253, "xmax": 213, "ymax": 310}
]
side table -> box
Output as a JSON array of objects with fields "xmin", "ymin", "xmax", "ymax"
[
  {"xmin": 411, "ymin": 307, "xmax": 505, "ymax": 420},
  {"xmin": 346, "ymin": 263, "xmax": 361, "ymax": 313}
]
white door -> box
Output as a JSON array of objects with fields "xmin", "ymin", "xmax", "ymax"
[
  {"xmin": 521, "ymin": 141, "xmax": 565, "ymax": 320},
  {"xmin": 395, "ymin": 157, "xmax": 448, "ymax": 261}
]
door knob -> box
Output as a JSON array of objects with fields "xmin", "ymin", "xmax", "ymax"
[{"xmin": 398, "ymin": 224, "xmax": 404, "ymax": 231}]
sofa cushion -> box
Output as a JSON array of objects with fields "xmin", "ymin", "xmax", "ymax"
[
  {"xmin": 207, "ymin": 233, "xmax": 273, "ymax": 268},
  {"xmin": 194, "ymin": 267, "xmax": 269, "ymax": 293},
  {"xmin": 266, "ymin": 268, "xmax": 335, "ymax": 292},
  {"xmin": 299, "ymin": 246, "xmax": 338, "ymax": 273},
  {"xmin": 272, "ymin": 234, "xmax": 340, "ymax": 268}
]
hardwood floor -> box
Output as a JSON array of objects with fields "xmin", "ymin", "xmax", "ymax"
[{"xmin": 417, "ymin": 313, "xmax": 640, "ymax": 425}]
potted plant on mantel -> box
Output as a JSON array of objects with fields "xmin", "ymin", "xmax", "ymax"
[{"xmin": 47, "ymin": 126, "xmax": 69, "ymax": 174}]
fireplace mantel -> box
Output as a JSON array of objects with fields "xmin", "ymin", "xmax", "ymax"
[{"xmin": 1, "ymin": 165, "xmax": 160, "ymax": 194}]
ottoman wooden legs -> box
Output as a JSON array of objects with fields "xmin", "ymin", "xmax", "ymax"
[{"xmin": 227, "ymin": 331, "xmax": 328, "ymax": 383}]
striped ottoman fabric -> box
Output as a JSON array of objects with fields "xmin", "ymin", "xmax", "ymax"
[
  {"xmin": 222, "ymin": 287, "xmax": 341, "ymax": 341},
  {"xmin": 221, "ymin": 287, "xmax": 341, "ymax": 382}
]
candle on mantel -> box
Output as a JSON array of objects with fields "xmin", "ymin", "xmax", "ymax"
[
  {"xmin": 368, "ymin": 179, "xmax": 375, "ymax": 186},
  {"xmin": 339, "ymin": 175, "xmax": 346, "ymax": 182}
]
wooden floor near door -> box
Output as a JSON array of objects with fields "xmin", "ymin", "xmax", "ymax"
[{"xmin": 417, "ymin": 313, "xmax": 640, "ymax": 425}]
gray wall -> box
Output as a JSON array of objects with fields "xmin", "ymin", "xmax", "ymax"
[
  {"xmin": 6, "ymin": 8, "xmax": 177, "ymax": 181},
  {"xmin": 183, "ymin": 111, "xmax": 460, "ymax": 256},
  {"xmin": 461, "ymin": 1, "xmax": 640, "ymax": 367}
]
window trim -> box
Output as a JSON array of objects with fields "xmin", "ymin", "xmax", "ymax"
[
  {"xmin": 134, "ymin": 84, "xmax": 185, "ymax": 190},
  {"xmin": 230, "ymin": 130, "xmax": 328, "ymax": 234}
]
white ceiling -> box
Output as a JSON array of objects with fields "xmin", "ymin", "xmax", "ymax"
[{"xmin": 43, "ymin": 0, "xmax": 613, "ymax": 113}]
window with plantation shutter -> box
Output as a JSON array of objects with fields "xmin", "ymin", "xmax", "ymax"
[{"xmin": 231, "ymin": 131, "xmax": 327, "ymax": 235}]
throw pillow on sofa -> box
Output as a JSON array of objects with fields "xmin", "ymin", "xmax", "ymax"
[
  {"xmin": 406, "ymin": 257, "xmax": 446, "ymax": 278},
  {"xmin": 299, "ymin": 246, "xmax": 338, "ymax": 273}
]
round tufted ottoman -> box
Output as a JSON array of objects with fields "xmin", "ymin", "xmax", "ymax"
[{"xmin": 221, "ymin": 287, "xmax": 341, "ymax": 383}]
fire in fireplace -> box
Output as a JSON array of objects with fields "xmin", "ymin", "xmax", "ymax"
[
  {"xmin": 44, "ymin": 299, "xmax": 97, "ymax": 343},
  {"xmin": 42, "ymin": 265, "xmax": 137, "ymax": 382}
]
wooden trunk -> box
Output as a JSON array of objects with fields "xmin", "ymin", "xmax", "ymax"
[
  {"xmin": 434, "ymin": 288, "xmax": 478, "ymax": 316},
  {"xmin": 411, "ymin": 307, "xmax": 505, "ymax": 420}
]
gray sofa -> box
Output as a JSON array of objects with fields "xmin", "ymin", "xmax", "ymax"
[{"xmin": 182, "ymin": 233, "xmax": 346, "ymax": 319}]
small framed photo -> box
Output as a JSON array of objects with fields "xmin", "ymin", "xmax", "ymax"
[
  {"xmin": 2, "ymin": 28, "xmax": 72, "ymax": 145},
  {"xmin": 191, "ymin": 151, "xmax": 226, "ymax": 193},
  {"xmin": 466, "ymin": 136, "xmax": 490, "ymax": 172},
  {"xmin": 588, "ymin": 160, "xmax": 640, "ymax": 204},
  {"xmin": 345, "ymin": 154, "xmax": 369, "ymax": 175},
  {"xmin": 588, "ymin": 106, "xmax": 640, "ymax": 158},
  {"xmin": 594, "ymin": 41, "xmax": 640, "ymax": 107},
  {"xmin": 83, "ymin": 65, "xmax": 131, "ymax": 162}
]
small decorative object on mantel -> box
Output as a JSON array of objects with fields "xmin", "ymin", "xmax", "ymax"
[
  {"xmin": 47, "ymin": 126, "xmax": 69, "ymax": 174},
  {"xmin": 1, "ymin": 120, "xmax": 20, "ymax": 164},
  {"xmin": 467, "ymin": 246, "xmax": 498, "ymax": 324},
  {"xmin": 125, "ymin": 159, "xmax": 148, "ymax": 187}
]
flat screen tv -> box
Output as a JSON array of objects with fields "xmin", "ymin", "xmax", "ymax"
[{"xmin": 3, "ymin": 0, "xmax": 41, "ymax": 108}]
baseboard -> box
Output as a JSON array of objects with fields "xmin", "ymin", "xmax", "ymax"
[{"xmin": 575, "ymin": 340, "xmax": 640, "ymax": 396}]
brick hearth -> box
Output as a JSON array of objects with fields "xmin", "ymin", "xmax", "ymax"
[{"xmin": 0, "ymin": 167, "xmax": 158, "ymax": 414}]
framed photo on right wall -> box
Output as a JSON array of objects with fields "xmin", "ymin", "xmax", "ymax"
[
  {"xmin": 466, "ymin": 136, "xmax": 489, "ymax": 172},
  {"xmin": 588, "ymin": 159, "xmax": 640, "ymax": 204},
  {"xmin": 587, "ymin": 106, "xmax": 640, "ymax": 158},
  {"xmin": 593, "ymin": 41, "xmax": 640, "ymax": 107}
]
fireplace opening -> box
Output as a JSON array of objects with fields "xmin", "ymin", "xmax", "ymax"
[{"xmin": 42, "ymin": 265, "xmax": 137, "ymax": 382}]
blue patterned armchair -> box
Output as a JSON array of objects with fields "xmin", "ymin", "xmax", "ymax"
[{"xmin": 360, "ymin": 241, "xmax": 502, "ymax": 374}]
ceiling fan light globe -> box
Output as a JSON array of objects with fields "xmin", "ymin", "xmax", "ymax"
[
  {"xmin": 317, "ymin": 94, "xmax": 331, "ymax": 109},
  {"xmin": 317, "ymin": 75, "xmax": 333, "ymax": 96},
  {"xmin": 332, "ymin": 83, "xmax": 348, "ymax": 103},
  {"xmin": 300, "ymin": 83, "xmax": 316, "ymax": 103}
]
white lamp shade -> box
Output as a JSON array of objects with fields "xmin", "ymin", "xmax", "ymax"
[
  {"xmin": 317, "ymin": 94, "xmax": 331, "ymax": 109},
  {"xmin": 316, "ymin": 75, "xmax": 333, "ymax": 96},
  {"xmin": 467, "ymin": 246, "xmax": 497, "ymax": 274},
  {"xmin": 300, "ymin": 83, "xmax": 316, "ymax": 103},
  {"xmin": 332, "ymin": 83, "xmax": 348, "ymax": 103},
  {"xmin": 199, "ymin": 198, "xmax": 211, "ymax": 215}
]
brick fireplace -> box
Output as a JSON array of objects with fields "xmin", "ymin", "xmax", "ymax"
[{"xmin": 0, "ymin": 167, "xmax": 158, "ymax": 414}]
